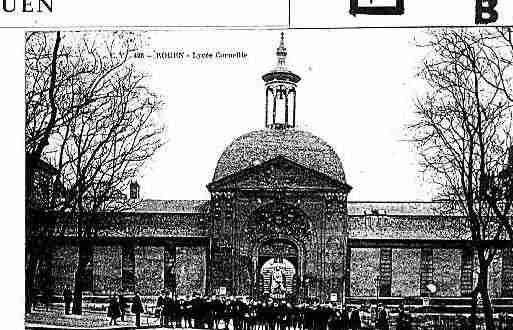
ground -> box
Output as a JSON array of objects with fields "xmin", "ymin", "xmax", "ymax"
[
  {"xmin": 25, "ymin": 303, "xmax": 160, "ymax": 329},
  {"xmin": 24, "ymin": 301, "xmax": 512, "ymax": 329}
]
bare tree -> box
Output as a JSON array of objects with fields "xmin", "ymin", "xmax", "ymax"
[
  {"xmin": 465, "ymin": 28, "xmax": 513, "ymax": 241},
  {"xmin": 411, "ymin": 28, "xmax": 513, "ymax": 330},
  {"xmin": 25, "ymin": 31, "xmax": 165, "ymax": 314},
  {"xmin": 25, "ymin": 30, "xmax": 62, "ymax": 314}
]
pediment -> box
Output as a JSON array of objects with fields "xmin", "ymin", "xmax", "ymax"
[{"xmin": 208, "ymin": 156, "xmax": 350, "ymax": 191}]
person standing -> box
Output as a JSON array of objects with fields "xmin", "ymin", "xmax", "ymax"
[
  {"xmin": 108, "ymin": 295, "xmax": 121, "ymax": 326},
  {"xmin": 224, "ymin": 298, "xmax": 234, "ymax": 330},
  {"xmin": 63, "ymin": 286, "xmax": 73, "ymax": 315},
  {"xmin": 170, "ymin": 293, "xmax": 180, "ymax": 328},
  {"xmin": 119, "ymin": 293, "xmax": 128, "ymax": 321},
  {"xmin": 349, "ymin": 307, "xmax": 361, "ymax": 330},
  {"xmin": 163, "ymin": 291, "xmax": 172, "ymax": 327},
  {"xmin": 131, "ymin": 292, "xmax": 144, "ymax": 328},
  {"xmin": 277, "ymin": 300, "xmax": 288, "ymax": 330},
  {"xmin": 185, "ymin": 296, "xmax": 192, "ymax": 328},
  {"xmin": 213, "ymin": 296, "xmax": 224, "ymax": 330},
  {"xmin": 395, "ymin": 305, "xmax": 411, "ymax": 330},
  {"xmin": 340, "ymin": 306, "xmax": 349, "ymax": 330},
  {"xmin": 178, "ymin": 297, "xmax": 187, "ymax": 328},
  {"xmin": 375, "ymin": 304, "xmax": 389, "ymax": 330},
  {"xmin": 207, "ymin": 296, "xmax": 214, "ymax": 330},
  {"xmin": 156, "ymin": 290, "xmax": 166, "ymax": 326}
]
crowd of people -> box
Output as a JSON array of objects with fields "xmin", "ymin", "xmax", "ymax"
[
  {"xmin": 61, "ymin": 288, "xmax": 405, "ymax": 329},
  {"xmin": 152, "ymin": 291, "xmax": 366, "ymax": 330},
  {"xmin": 60, "ymin": 289, "xmax": 513, "ymax": 330}
]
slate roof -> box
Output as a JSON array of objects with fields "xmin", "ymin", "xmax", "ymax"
[
  {"xmin": 347, "ymin": 201, "xmax": 460, "ymax": 216},
  {"xmin": 348, "ymin": 214, "xmax": 470, "ymax": 240},
  {"xmin": 108, "ymin": 199, "xmax": 476, "ymax": 240},
  {"xmin": 212, "ymin": 128, "xmax": 346, "ymax": 184},
  {"xmin": 131, "ymin": 199, "xmax": 209, "ymax": 214},
  {"xmin": 130, "ymin": 200, "xmax": 456, "ymax": 216}
]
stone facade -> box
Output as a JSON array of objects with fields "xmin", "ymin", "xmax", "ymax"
[
  {"xmin": 345, "ymin": 246, "xmax": 513, "ymax": 298},
  {"xmin": 207, "ymin": 156, "xmax": 349, "ymax": 300},
  {"xmin": 35, "ymin": 200, "xmax": 513, "ymax": 300}
]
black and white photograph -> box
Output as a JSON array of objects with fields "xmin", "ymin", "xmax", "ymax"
[{"xmin": 20, "ymin": 26, "xmax": 513, "ymax": 330}]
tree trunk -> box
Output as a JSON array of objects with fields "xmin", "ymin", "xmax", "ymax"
[
  {"xmin": 25, "ymin": 250, "xmax": 37, "ymax": 313},
  {"xmin": 478, "ymin": 266, "xmax": 495, "ymax": 330},
  {"xmin": 72, "ymin": 241, "xmax": 90, "ymax": 315},
  {"xmin": 25, "ymin": 30, "xmax": 61, "ymax": 314},
  {"xmin": 25, "ymin": 171, "xmax": 36, "ymax": 314},
  {"xmin": 470, "ymin": 287, "xmax": 478, "ymax": 330},
  {"xmin": 25, "ymin": 235, "xmax": 44, "ymax": 314}
]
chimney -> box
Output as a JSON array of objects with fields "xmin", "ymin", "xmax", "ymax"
[{"xmin": 129, "ymin": 181, "xmax": 140, "ymax": 199}]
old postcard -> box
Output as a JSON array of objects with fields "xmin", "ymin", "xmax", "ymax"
[{"xmin": 2, "ymin": 0, "xmax": 513, "ymax": 329}]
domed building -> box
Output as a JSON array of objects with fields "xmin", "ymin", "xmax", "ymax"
[
  {"xmin": 206, "ymin": 33, "xmax": 350, "ymax": 299},
  {"xmin": 30, "ymin": 34, "xmax": 513, "ymax": 307}
]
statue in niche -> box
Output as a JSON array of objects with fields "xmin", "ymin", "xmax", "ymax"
[{"xmin": 270, "ymin": 259, "xmax": 286, "ymax": 296}]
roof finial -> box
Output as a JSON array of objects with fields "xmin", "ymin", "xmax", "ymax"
[{"xmin": 276, "ymin": 32, "xmax": 287, "ymax": 69}]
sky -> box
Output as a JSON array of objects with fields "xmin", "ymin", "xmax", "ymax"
[{"xmin": 130, "ymin": 29, "xmax": 435, "ymax": 201}]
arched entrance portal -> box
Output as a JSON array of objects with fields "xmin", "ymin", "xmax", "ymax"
[
  {"xmin": 255, "ymin": 239, "xmax": 301, "ymax": 300},
  {"xmin": 260, "ymin": 258, "xmax": 296, "ymax": 299}
]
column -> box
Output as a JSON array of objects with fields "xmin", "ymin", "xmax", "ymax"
[
  {"xmin": 324, "ymin": 192, "xmax": 348, "ymax": 301},
  {"xmin": 379, "ymin": 248, "xmax": 392, "ymax": 297},
  {"xmin": 164, "ymin": 244, "xmax": 177, "ymax": 294},
  {"xmin": 420, "ymin": 248, "xmax": 433, "ymax": 296},
  {"xmin": 501, "ymin": 248, "xmax": 513, "ymax": 297},
  {"xmin": 460, "ymin": 248, "xmax": 474, "ymax": 296},
  {"xmin": 122, "ymin": 244, "xmax": 135, "ymax": 292},
  {"xmin": 81, "ymin": 244, "xmax": 94, "ymax": 292},
  {"xmin": 345, "ymin": 246, "xmax": 351, "ymax": 298},
  {"xmin": 209, "ymin": 191, "xmax": 235, "ymax": 296}
]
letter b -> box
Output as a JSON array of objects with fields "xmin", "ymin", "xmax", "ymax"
[{"xmin": 475, "ymin": 0, "xmax": 499, "ymax": 24}]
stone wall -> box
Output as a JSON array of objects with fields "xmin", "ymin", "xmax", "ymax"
[
  {"xmin": 433, "ymin": 249, "xmax": 461, "ymax": 296},
  {"xmin": 135, "ymin": 246, "xmax": 164, "ymax": 295},
  {"xmin": 392, "ymin": 249, "xmax": 420, "ymax": 297},
  {"xmin": 349, "ymin": 247, "xmax": 472, "ymax": 297},
  {"xmin": 176, "ymin": 246, "xmax": 206, "ymax": 296},
  {"xmin": 350, "ymin": 248, "xmax": 379, "ymax": 297},
  {"xmin": 50, "ymin": 245, "xmax": 79, "ymax": 293},
  {"xmin": 93, "ymin": 246, "xmax": 122, "ymax": 294},
  {"xmin": 47, "ymin": 243, "xmax": 208, "ymax": 296}
]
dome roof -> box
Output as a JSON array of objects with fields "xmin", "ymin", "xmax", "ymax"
[{"xmin": 212, "ymin": 128, "xmax": 346, "ymax": 184}]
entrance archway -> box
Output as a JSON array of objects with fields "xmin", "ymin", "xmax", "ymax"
[
  {"xmin": 254, "ymin": 238, "xmax": 301, "ymax": 300},
  {"xmin": 248, "ymin": 202, "xmax": 311, "ymax": 300}
]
